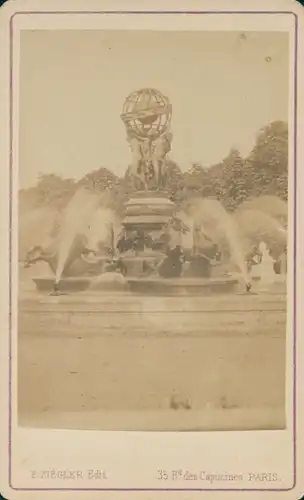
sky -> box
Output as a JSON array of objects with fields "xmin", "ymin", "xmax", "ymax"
[{"xmin": 19, "ymin": 30, "xmax": 289, "ymax": 188}]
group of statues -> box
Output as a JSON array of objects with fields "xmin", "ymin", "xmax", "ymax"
[{"xmin": 126, "ymin": 127, "xmax": 172, "ymax": 191}]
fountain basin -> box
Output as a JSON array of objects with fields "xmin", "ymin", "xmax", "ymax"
[
  {"xmin": 32, "ymin": 273, "xmax": 130, "ymax": 293},
  {"xmin": 126, "ymin": 276, "xmax": 239, "ymax": 295},
  {"xmin": 32, "ymin": 275, "xmax": 286, "ymax": 295},
  {"xmin": 33, "ymin": 277, "xmax": 93, "ymax": 293},
  {"xmin": 32, "ymin": 275, "xmax": 240, "ymax": 295}
]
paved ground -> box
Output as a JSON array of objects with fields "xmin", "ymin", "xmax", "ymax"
[{"xmin": 18, "ymin": 269, "xmax": 287, "ymax": 431}]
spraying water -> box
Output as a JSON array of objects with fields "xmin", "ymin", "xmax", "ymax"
[
  {"xmin": 55, "ymin": 188, "xmax": 101, "ymax": 284},
  {"xmin": 237, "ymin": 195, "xmax": 287, "ymax": 221},
  {"xmin": 233, "ymin": 208, "xmax": 287, "ymax": 258},
  {"xmin": 185, "ymin": 198, "xmax": 250, "ymax": 285},
  {"xmin": 19, "ymin": 206, "xmax": 59, "ymax": 260},
  {"xmin": 85, "ymin": 207, "xmax": 122, "ymax": 255},
  {"xmin": 253, "ymin": 241, "xmax": 277, "ymax": 288},
  {"xmin": 174, "ymin": 211, "xmax": 195, "ymax": 250}
]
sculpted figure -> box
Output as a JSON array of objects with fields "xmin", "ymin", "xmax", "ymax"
[
  {"xmin": 151, "ymin": 131, "xmax": 172, "ymax": 188},
  {"xmin": 126, "ymin": 128, "xmax": 148, "ymax": 190},
  {"xmin": 126, "ymin": 125, "xmax": 172, "ymax": 190},
  {"xmin": 24, "ymin": 234, "xmax": 112, "ymax": 278}
]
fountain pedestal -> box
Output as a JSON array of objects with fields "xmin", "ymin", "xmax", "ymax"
[
  {"xmin": 119, "ymin": 191, "xmax": 176, "ymax": 277},
  {"xmin": 117, "ymin": 191, "xmax": 240, "ymax": 294},
  {"xmin": 122, "ymin": 257, "xmax": 145, "ymax": 277}
]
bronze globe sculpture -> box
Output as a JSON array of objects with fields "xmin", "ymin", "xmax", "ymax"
[
  {"xmin": 121, "ymin": 88, "xmax": 172, "ymax": 141},
  {"xmin": 121, "ymin": 88, "xmax": 173, "ymax": 191}
]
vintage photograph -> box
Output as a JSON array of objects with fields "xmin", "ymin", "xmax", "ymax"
[{"xmin": 18, "ymin": 29, "xmax": 289, "ymax": 432}]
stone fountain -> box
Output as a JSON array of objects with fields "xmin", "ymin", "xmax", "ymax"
[
  {"xmin": 26, "ymin": 88, "xmax": 253, "ymax": 295},
  {"xmin": 117, "ymin": 88, "xmax": 240, "ymax": 294}
]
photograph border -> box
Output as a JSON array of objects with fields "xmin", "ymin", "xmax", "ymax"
[{"xmin": 8, "ymin": 9, "xmax": 298, "ymax": 492}]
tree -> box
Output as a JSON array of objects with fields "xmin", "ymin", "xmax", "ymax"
[
  {"xmin": 184, "ymin": 163, "xmax": 215, "ymax": 198},
  {"xmin": 163, "ymin": 160, "xmax": 185, "ymax": 201},
  {"xmin": 77, "ymin": 167, "xmax": 120, "ymax": 193},
  {"xmin": 246, "ymin": 120, "xmax": 288, "ymax": 200},
  {"xmin": 34, "ymin": 173, "xmax": 76, "ymax": 209},
  {"xmin": 207, "ymin": 149, "xmax": 248, "ymax": 211},
  {"xmin": 77, "ymin": 166, "xmax": 126, "ymax": 214}
]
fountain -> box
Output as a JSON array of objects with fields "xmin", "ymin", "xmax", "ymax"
[
  {"xmin": 250, "ymin": 241, "xmax": 277, "ymax": 290},
  {"xmin": 112, "ymin": 88, "xmax": 242, "ymax": 294},
  {"xmin": 24, "ymin": 88, "xmax": 287, "ymax": 296},
  {"xmin": 233, "ymin": 203, "xmax": 287, "ymax": 289},
  {"xmin": 26, "ymin": 189, "xmax": 116, "ymax": 293}
]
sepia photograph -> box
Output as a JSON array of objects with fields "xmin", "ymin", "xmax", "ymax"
[{"xmin": 18, "ymin": 28, "xmax": 290, "ymax": 433}]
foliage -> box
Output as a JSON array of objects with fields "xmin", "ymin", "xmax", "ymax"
[
  {"xmin": 184, "ymin": 163, "xmax": 215, "ymax": 199},
  {"xmin": 246, "ymin": 120, "xmax": 288, "ymax": 200},
  {"xmin": 77, "ymin": 167, "xmax": 120, "ymax": 193},
  {"xmin": 33, "ymin": 173, "xmax": 76, "ymax": 209},
  {"xmin": 212, "ymin": 149, "xmax": 249, "ymax": 211},
  {"xmin": 19, "ymin": 119, "xmax": 288, "ymax": 224},
  {"xmin": 77, "ymin": 167, "xmax": 126, "ymax": 214},
  {"xmin": 162, "ymin": 160, "xmax": 185, "ymax": 201}
]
